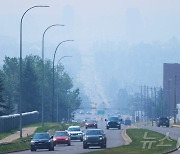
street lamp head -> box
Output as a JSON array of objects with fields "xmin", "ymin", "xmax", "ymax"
[
  {"xmin": 67, "ymin": 40, "xmax": 74, "ymax": 42},
  {"xmin": 34, "ymin": 5, "xmax": 50, "ymax": 8}
]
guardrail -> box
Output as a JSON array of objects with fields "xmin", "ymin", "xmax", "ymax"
[{"xmin": 0, "ymin": 111, "xmax": 39, "ymax": 133}]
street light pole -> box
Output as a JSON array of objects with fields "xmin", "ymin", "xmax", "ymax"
[
  {"xmin": 19, "ymin": 5, "xmax": 49, "ymax": 138},
  {"xmin": 41, "ymin": 24, "xmax": 64, "ymax": 128},
  {"xmin": 52, "ymin": 40, "xmax": 74, "ymax": 122},
  {"xmin": 56, "ymin": 56, "xmax": 72, "ymax": 122}
]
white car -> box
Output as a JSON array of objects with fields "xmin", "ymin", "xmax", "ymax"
[{"xmin": 67, "ymin": 126, "xmax": 83, "ymax": 141}]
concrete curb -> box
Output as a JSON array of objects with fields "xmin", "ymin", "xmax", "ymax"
[
  {"xmin": 162, "ymin": 148, "xmax": 179, "ymax": 154},
  {"xmin": 121, "ymin": 128, "xmax": 132, "ymax": 145}
]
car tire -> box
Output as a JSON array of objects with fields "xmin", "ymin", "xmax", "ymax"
[
  {"xmin": 80, "ymin": 138, "xmax": 83, "ymax": 142},
  {"xmin": 118, "ymin": 126, "xmax": 121, "ymax": 130},
  {"xmin": 49, "ymin": 146, "xmax": 54, "ymax": 151},
  {"xmin": 31, "ymin": 148, "xmax": 36, "ymax": 151},
  {"xmin": 101, "ymin": 143, "xmax": 106, "ymax": 149},
  {"xmin": 52, "ymin": 146, "xmax": 54, "ymax": 151},
  {"xmin": 83, "ymin": 144, "xmax": 87, "ymax": 149},
  {"xmin": 106, "ymin": 126, "xmax": 109, "ymax": 129},
  {"xmin": 68, "ymin": 142, "xmax": 71, "ymax": 146},
  {"xmin": 166, "ymin": 125, "xmax": 169, "ymax": 127}
]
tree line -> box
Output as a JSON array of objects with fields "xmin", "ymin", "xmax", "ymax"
[{"xmin": 0, "ymin": 55, "xmax": 81, "ymax": 122}]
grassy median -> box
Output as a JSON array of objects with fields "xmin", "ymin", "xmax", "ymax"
[
  {"xmin": 88, "ymin": 128, "xmax": 177, "ymax": 154},
  {"xmin": 0, "ymin": 122, "xmax": 81, "ymax": 153}
]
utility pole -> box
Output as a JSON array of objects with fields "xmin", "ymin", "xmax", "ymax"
[
  {"xmin": 174, "ymin": 75, "xmax": 177, "ymax": 124},
  {"xmin": 160, "ymin": 87, "xmax": 163, "ymax": 117},
  {"xmin": 143, "ymin": 85, "xmax": 146, "ymax": 121},
  {"xmin": 146, "ymin": 86, "xmax": 149, "ymax": 120},
  {"xmin": 154, "ymin": 88, "xmax": 157, "ymax": 118},
  {"xmin": 150, "ymin": 87, "xmax": 153, "ymax": 126},
  {"xmin": 168, "ymin": 79, "xmax": 171, "ymax": 117},
  {"xmin": 150, "ymin": 87, "xmax": 153, "ymax": 120},
  {"xmin": 140, "ymin": 85, "xmax": 143, "ymax": 122}
]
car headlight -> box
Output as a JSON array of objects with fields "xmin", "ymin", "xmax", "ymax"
[
  {"xmin": 99, "ymin": 137, "xmax": 103, "ymax": 140},
  {"xmin": 53, "ymin": 138, "xmax": 56, "ymax": 141},
  {"xmin": 84, "ymin": 137, "xmax": 87, "ymax": 140},
  {"xmin": 65, "ymin": 138, "xmax": 69, "ymax": 140},
  {"xmin": 78, "ymin": 133, "xmax": 82, "ymax": 135},
  {"xmin": 31, "ymin": 140, "xmax": 35, "ymax": 145}
]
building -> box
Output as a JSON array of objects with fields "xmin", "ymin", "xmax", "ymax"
[{"xmin": 163, "ymin": 63, "xmax": 180, "ymax": 117}]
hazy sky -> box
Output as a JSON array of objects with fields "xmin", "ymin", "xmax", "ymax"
[
  {"xmin": 1, "ymin": 0, "xmax": 180, "ymax": 104},
  {"xmin": 0, "ymin": 0, "xmax": 180, "ymax": 50}
]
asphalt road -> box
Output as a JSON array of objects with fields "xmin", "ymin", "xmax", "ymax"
[{"xmin": 13, "ymin": 119, "xmax": 125, "ymax": 154}]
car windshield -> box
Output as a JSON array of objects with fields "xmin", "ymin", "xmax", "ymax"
[
  {"xmin": 108, "ymin": 117, "xmax": 119, "ymax": 121},
  {"xmin": 68, "ymin": 127, "xmax": 80, "ymax": 131},
  {"xmin": 87, "ymin": 120, "xmax": 96, "ymax": 123},
  {"xmin": 86, "ymin": 130, "xmax": 103, "ymax": 135},
  {"xmin": 160, "ymin": 117, "xmax": 168, "ymax": 121},
  {"xmin": 33, "ymin": 133, "xmax": 50, "ymax": 139},
  {"xmin": 54, "ymin": 132, "xmax": 68, "ymax": 136}
]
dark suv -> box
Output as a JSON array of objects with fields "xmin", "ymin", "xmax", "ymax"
[
  {"xmin": 105, "ymin": 116, "xmax": 121, "ymax": 129},
  {"xmin": 156, "ymin": 117, "xmax": 170, "ymax": 127},
  {"xmin": 30, "ymin": 132, "xmax": 54, "ymax": 151},
  {"xmin": 83, "ymin": 129, "xmax": 106, "ymax": 149}
]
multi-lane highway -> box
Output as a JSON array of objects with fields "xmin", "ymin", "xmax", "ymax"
[{"xmin": 13, "ymin": 117, "xmax": 126, "ymax": 154}]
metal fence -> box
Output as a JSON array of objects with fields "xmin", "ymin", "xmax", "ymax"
[{"xmin": 0, "ymin": 111, "xmax": 39, "ymax": 133}]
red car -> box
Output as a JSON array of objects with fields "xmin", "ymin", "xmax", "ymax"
[
  {"xmin": 53, "ymin": 131, "xmax": 71, "ymax": 146},
  {"xmin": 85, "ymin": 120, "xmax": 98, "ymax": 129}
]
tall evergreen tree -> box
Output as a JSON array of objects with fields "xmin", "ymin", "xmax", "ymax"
[
  {"xmin": 22, "ymin": 57, "xmax": 40, "ymax": 112},
  {"xmin": 0, "ymin": 77, "xmax": 8, "ymax": 116}
]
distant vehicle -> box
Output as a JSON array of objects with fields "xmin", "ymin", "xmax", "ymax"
[
  {"xmin": 53, "ymin": 131, "xmax": 71, "ymax": 146},
  {"xmin": 83, "ymin": 129, "xmax": 106, "ymax": 149},
  {"xmin": 120, "ymin": 119, "xmax": 124, "ymax": 124},
  {"xmin": 67, "ymin": 126, "xmax": 83, "ymax": 141},
  {"xmin": 79, "ymin": 111, "xmax": 84, "ymax": 114},
  {"xmin": 30, "ymin": 132, "xmax": 54, "ymax": 151},
  {"xmin": 124, "ymin": 119, "xmax": 131, "ymax": 125},
  {"xmin": 83, "ymin": 117, "xmax": 90, "ymax": 122},
  {"xmin": 115, "ymin": 111, "xmax": 121, "ymax": 115},
  {"xmin": 74, "ymin": 119, "xmax": 82, "ymax": 123},
  {"xmin": 105, "ymin": 116, "xmax": 121, "ymax": 129},
  {"xmin": 97, "ymin": 109, "xmax": 105, "ymax": 115},
  {"xmin": 85, "ymin": 120, "xmax": 98, "ymax": 129},
  {"xmin": 156, "ymin": 117, "xmax": 170, "ymax": 127}
]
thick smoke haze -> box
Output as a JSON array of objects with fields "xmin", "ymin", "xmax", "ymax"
[{"xmin": 1, "ymin": 0, "xmax": 180, "ymax": 106}]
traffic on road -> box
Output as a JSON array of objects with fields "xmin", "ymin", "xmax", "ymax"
[{"xmin": 13, "ymin": 113, "xmax": 126, "ymax": 154}]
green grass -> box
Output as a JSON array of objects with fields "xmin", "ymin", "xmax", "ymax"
[
  {"xmin": 87, "ymin": 128, "xmax": 177, "ymax": 154},
  {"xmin": 0, "ymin": 122, "xmax": 82, "ymax": 153}
]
